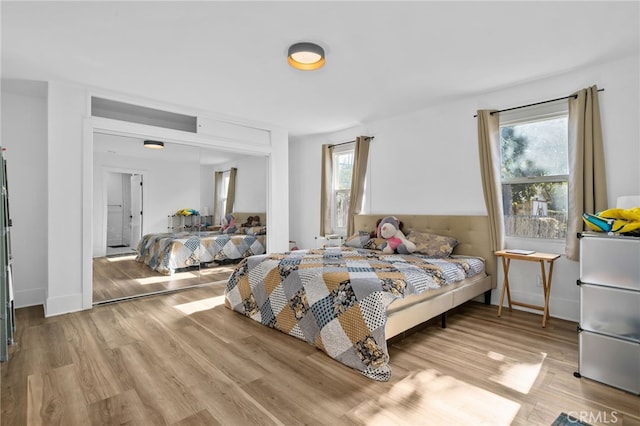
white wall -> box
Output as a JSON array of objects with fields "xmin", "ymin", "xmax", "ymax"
[
  {"xmin": 46, "ymin": 82, "xmax": 87, "ymax": 315},
  {"xmin": 0, "ymin": 83, "xmax": 48, "ymax": 308},
  {"xmin": 93, "ymin": 151, "xmax": 202, "ymax": 256},
  {"xmin": 1, "ymin": 79, "xmax": 289, "ymax": 315},
  {"xmin": 210, "ymin": 155, "xmax": 268, "ymax": 215},
  {"xmin": 289, "ymin": 53, "xmax": 639, "ymax": 322}
]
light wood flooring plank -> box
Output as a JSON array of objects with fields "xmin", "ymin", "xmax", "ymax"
[
  {"xmin": 171, "ymin": 409, "xmax": 223, "ymax": 426},
  {"xmin": 92, "ymin": 255, "xmax": 235, "ymax": 304},
  {"xmin": 115, "ymin": 341, "xmax": 203, "ymax": 424},
  {"xmin": 59, "ymin": 313, "xmax": 130, "ymax": 405},
  {"xmin": 27, "ymin": 364, "xmax": 92, "ymax": 426},
  {"xmin": 86, "ymin": 388, "xmax": 162, "ymax": 426},
  {"xmin": 3, "ymin": 287, "xmax": 639, "ymax": 426}
]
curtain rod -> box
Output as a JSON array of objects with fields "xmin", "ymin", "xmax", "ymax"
[
  {"xmin": 473, "ymin": 88, "xmax": 605, "ymax": 118},
  {"xmin": 328, "ymin": 136, "xmax": 374, "ymax": 148},
  {"xmin": 217, "ymin": 167, "xmax": 236, "ymax": 173}
]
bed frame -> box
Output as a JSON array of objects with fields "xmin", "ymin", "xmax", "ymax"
[{"xmin": 353, "ymin": 214, "xmax": 497, "ymax": 339}]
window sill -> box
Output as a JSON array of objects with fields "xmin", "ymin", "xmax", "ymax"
[{"xmin": 505, "ymin": 236, "xmax": 566, "ymax": 254}]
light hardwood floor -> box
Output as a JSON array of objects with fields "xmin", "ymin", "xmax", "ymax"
[
  {"xmin": 92, "ymin": 255, "xmax": 237, "ymax": 304},
  {"xmin": 2, "ymin": 285, "xmax": 638, "ymax": 426}
]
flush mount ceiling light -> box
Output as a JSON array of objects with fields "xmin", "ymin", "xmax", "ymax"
[
  {"xmin": 288, "ymin": 42, "xmax": 325, "ymax": 71},
  {"xmin": 143, "ymin": 140, "xmax": 164, "ymax": 149}
]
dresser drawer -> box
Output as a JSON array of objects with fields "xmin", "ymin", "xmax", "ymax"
[
  {"xmin": 580, "ymin": 235, "xmax": 640, "ymax": 290},
  {"xmin": 580, "ymin": 284, "xmax": 640, "ymax": 341},
  {"xmin": 579, "ymin": 331, "xmax": 640, "ymax": 394}
]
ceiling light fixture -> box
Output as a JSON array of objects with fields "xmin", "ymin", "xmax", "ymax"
[
  {"xmin": 143, "ymin": 140, "xmax": 164, "ymax": 149},
  {"xmin": 288, "ymin": 42, "xmax": 325, "ymax": 71}
]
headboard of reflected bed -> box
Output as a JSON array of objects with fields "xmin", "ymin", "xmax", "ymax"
[{"xmin": 353, "ymin": 214, "xmax": 496, "ymax": 288}]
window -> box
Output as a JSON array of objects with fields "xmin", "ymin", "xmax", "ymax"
[
  {"xmin": 332, "ymin": 143, "xmax": 354, "ymax": 234},
  {"xmin": 217, "ymin": 170, "xmax": 230, "ymax": 217},
  {"xmin": 500, "ymin": 101, "xmax": 568, "ymax": 239}
]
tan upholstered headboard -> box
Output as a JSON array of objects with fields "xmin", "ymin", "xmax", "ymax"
[{"xmin": 353, "ymin": 214, "xmax": 496, "ymax": 288}]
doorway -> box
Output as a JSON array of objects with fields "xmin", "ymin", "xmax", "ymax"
[{"xmin": 105, "ymin": 172, "xmax": 143, "ymax": 257}]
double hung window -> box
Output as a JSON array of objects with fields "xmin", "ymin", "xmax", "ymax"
[
  {"xmin": 500, "ymin": 101, "xmax": 569, "ymax": 239},
  {"xmin": 331, "ymin": 144, "xmax": 354, "ymax": 234},
  {"xmin": 217, "ymin": 170, "xmax": 230, "ymax": 216}
]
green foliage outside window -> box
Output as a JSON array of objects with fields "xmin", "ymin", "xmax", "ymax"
[
  {"xmin": 500, "ymin": 115, "xmax": 568, "ymax": 239},
  {"xmin": 500, "ymin": 118, "xmax": 568, "ymax": 214}
]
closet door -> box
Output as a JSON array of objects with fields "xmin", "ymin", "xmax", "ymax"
[
  {"xmin": 0, "ymin": 152, "xmax": 6, "ymax": 361},
  {"xmin": 0, "ymin": 150, "xmax": 14, "ymax": 362}
]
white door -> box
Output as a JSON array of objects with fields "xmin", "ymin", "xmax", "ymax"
[
  {"xmin": 129, "ymin": 174, "xmax": 143, "ymax": 250},
  {"xmin": 106, "ymin": 172, "xmax": 124, "ymax": 247}
]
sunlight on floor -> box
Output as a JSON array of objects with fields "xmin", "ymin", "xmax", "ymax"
[
  {"xmin": 106, "ymin": 255, "xmax": 137, "ymax": 262},
  {"xmin": 352, "ymin": 369, "xmax": 520, "ymax": 425},
  {"xmin": 200, "ymin": 266, "xmax": 235, "ymax": 276},
  {"xmin": 173, "ymin": 296, "xmax": 226, "ymax": 315},
  {"xmin": 487, "ymin": 350, "xmax": 546, "ymax": 394},
  {"xmin": 136, "ymin": 271, "xmax": 199, "ymax": 285}
]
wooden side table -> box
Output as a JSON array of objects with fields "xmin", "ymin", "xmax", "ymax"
[{"xmin": 495, "ymin": 250, "xmax": 561, "ymax": 327}]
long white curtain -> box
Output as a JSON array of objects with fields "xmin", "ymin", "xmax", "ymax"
[{"xmin": 213, "ymin": 171, "xmax": 223, "ymax": 225}]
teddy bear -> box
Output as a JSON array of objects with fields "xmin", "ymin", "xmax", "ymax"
[
  {"xmin": 377, "ymin": 216, "xmax": 416, "ymax": 254},
  {"xmin": 221, "ymin": 214, "xmax": 237, "ymax": 234},
  {"xmin": 241, "ymin": 215, "xmax": 261, "ymax": 227}
]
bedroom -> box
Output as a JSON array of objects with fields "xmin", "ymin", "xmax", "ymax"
[
  {"xmin": 91, "ymin": 133, "xmax": 268, "ymax": 302},
  {"xmin": 1, "ymin": 1, "xmax": 639, "ymax": 425}
]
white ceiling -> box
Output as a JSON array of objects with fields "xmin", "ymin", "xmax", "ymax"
[
  {"xmin": 93, "ymin": 132, "xmax": 243, "ymax": 166},
  {"xmin": 2, "ymin": 1, "xmax": 639, "ymax": 137}
]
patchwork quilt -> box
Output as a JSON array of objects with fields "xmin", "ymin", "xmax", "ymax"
[
  {"xmin": 136, "ymin": 231, "xmax": 266, "ymax": 275},
  {"xmin": 224, "ymin": 247, "xmax": 484, "ymax": 381}
]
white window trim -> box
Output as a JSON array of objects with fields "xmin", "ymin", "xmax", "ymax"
[
  {"xmin": 331, "ymin": 142, "xmax": 355, "ymax": 235},
  {"xmin": 499, "ymin": 98, "xmax": 568, "ymax": 125}
]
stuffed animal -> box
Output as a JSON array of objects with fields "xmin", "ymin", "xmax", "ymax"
[
  {"xmin": 371, "ymin": 217, "xmax": 408, "ymax": 238},
  {"xmin": 377, "ymin": 216, "xmax": 416, "ymax": 254},
  {"xmin": 241, "ymin": 215, "xmax": 261, "ymax": 227},
  {"xmin": 221, "ymin": 214, "xmax": 237, "ymax": 234},
  {"xmin": 176, "ymin": 208, "xmax": 199, "ymax": 216},
  {"xmin": 582, "ymin": 207, "xmax": 640, "ymax": 235}
]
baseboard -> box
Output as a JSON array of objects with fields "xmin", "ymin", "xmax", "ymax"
[
  {"xmin": 489, "ymin": 289, "xmax": 579, "ymax": 323},
  {"xmin": 13, "ymin": 287, "xmax": 46, "ymax": 309},
  {"xmin": 45, "ymin": 292, "xmax": 85, "ymax": 317}
]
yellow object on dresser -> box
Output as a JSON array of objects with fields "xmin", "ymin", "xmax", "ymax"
[{"xmin": 495, "ymin": 250, "xmax": 561, "ymax": 327}]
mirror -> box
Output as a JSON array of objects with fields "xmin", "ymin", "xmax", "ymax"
[{"xmin": 91, "ymin": 132, "xmax": 267, "ymax": 304}]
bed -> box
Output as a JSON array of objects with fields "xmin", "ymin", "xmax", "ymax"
[
  {"xmin": 136, "ymin": 212, "xmax": 267, "ymax": 275},
  {"xmin": 224, "ymin": 214, "xmax": 496, "ymax": 381}
]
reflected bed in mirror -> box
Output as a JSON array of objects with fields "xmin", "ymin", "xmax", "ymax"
[
  {"xmin": 92, "ymin": 132, "xmax": 268, "ymax": 304},
  {"xmin": 135, "ymin": 211, "xmax": 267, "ymax": 275}
]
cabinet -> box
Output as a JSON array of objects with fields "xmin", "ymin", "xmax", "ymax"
[
  {"xmin": 577, "ymin": 232, "xmax": 640, "ymax": 394},
  {"xmin": 168, "ymin": 214, "xmax": 214, "ymax": 232},
  {"xmin": 1, "ymin": 148, "xmax": 14, "ymax": 362}
]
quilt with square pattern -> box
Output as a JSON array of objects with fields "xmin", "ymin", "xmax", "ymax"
[
  {"xmin": 136, "ymin": 231, "xmax": 266, "ymax": 275},
  {"xmin": 224, "ymin": 247, "xmax": 484, "ymax": 381}
]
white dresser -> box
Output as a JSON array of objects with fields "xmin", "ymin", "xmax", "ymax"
[{"xmin": 577, "ymin": 232, "xmax": 640, "ymax": 394}]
